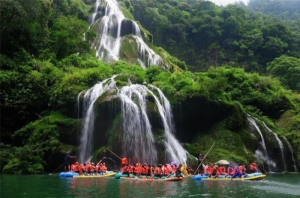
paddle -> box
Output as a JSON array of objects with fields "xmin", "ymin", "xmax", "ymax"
[
  {"xmin": 194, "ymin": 142, "xmax": 216, "ymax": 175},
  {"xmin": 105, "ymin": 148, "xmax": 122, "ymax": 160},
  {"xmin": 53, "ymin": 163, "xmax": 64, "ymax": 173},
  {"xmin": 97, "ymin": 157, "xmax": 107, "ymax": 165}
]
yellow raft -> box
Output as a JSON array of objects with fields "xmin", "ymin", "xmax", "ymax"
[{"xmin": 73, "ymin": 171, "xmax": 116, "ymax": 178}]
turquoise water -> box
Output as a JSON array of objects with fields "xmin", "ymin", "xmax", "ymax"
[{"xmin": 1, "ymin": 173, "xmax": 299, "ymax": 197}]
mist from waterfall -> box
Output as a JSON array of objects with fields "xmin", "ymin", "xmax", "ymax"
[
  {"xmin": 89, "ymin": 0, "xmax": 163, "ymax": 67},
  {"xmin": 78, "ymin": 77, "xmax": 187, "ymax": 165}
]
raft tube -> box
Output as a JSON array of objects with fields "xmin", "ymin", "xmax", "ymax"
[
  {"xmin": 193, "ymin": 172, "xmax": 266, "ymax": 181},
  {"xmin": 119, "ymin": 175, "xmax": 184, "ymax": 181},
  {"xmin": 59, "ymin": 172, "xmax": 79, "ymax": 177},
  {"xmin": 60, "ymin": 171, "xmax": 116, "ymax": 178}
]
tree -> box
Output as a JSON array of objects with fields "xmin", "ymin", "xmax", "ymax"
[
  {"xmin": 267, "ymin": 55, "xmax": 300, "ymax": 92},
  {"xmin": 50, "ymin": 16, "xmax": 90, "ymax": 59}
]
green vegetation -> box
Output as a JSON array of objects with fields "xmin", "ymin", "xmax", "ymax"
[
  {"xmin": 130, "ymin": 0, "xmax": 300, "ymax": 74},
  {"xmin": 0, "ymin": 0, "xmax": 299, "ymax": 173}
]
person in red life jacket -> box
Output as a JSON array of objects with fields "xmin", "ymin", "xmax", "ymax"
[
  {"xmin": 139, "ymin": 164, "xmax": 146, "ymax": 175},
  {"xmin": 231, "ymin": 164, "xmax": 243, "ymax": 179},
  {"xmin": 142, "ymin": 163, "xmax": 149, "ymax": 176},
  {"xmin": 249, "ymin": 163, "xmax": 255, "ymax": 173},
  {"xmin": 161, "ymin": 164, "xmax": 166, "ymax": 176},
  {"xmin": 203, "ymin": 164, "xmax": 209, "ymax": 175},
  {"xmin": 211, "ymin": 165, "xmax": 220, "ymax": 178},
  {"xmin": 96, "ymin": 163, "xmax": 102, "ymax": 175},
  {"xmin": 154, "ymin": 164, "xmax": 162, "ymax": 178},
  {"xmin": 133, "ymin": 163, "xmax": 138, "ymax": 176},
  {"xmin": 101, "ymin": 163, "xmax": 107, "ymax": 173},
  {"xmin": 85, "ymin": 162, "xmax": 91, "ymax": 175},
  {"xmin": 90, "ymin": 163, "xmax": 96, "ymax": 175},
  {"xmin": 72, "ymin": 162, "xmax": 80, "ymax": 174},
  {"xmin": 128, "ymin": 164, "xmax": 134, "ymax": 175},
  {"xmin": 149, "ymin": 165, "xmax": 155, "ymax": 177},
  {"xmin": 122, "ymin": 164, "xmax": 130, "ymax": 177},
  {"xmin": 79, "ymin": 163, "xmax": 84, "ymax": 175},
  {"xmin": 249, "ymin": 162, "xmax": 260, "ymax": 173},
  {"xmin": 165, "ymin": 164, "xmax": 173, "ymax": 178},
  {"xmin": 206, "ymin": 164, "xmax": 214, "ymax": 177},
  {"xmin": 171, "ymin": 164, "xmax": 177, "ymax": 174},
  {"xmin": 121, "ymin": 157, "xmax": 127, "ymax": 168},
  {"xmin": 165, "ymin": 164, "xmax": 172, "ymax": 175},
  {"xmin": 239, "ymin": 164, "xmax": 247, "ymax": 177},
  {"xmin": 218, "ymin": 165, "xmax": 227, "ymax": 176}
]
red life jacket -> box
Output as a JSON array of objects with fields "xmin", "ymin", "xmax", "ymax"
[{"xmin": 121, "ymin": 158, "xmax": 127, "ymax": 165}]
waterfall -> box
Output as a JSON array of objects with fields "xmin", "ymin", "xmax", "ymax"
[
  {"xmin": 283, "ymin": 137, "xmax": 298, "ymax": 172},
  {"xmin": 92, "ymin": 0, "xmax": 124, "ymax": 62},
  {"xmin": 89, "ymin": 0, "xmax": 164, "ymax": 68},
  {"xmin": 78, "ymin": 77, "xmax": 187, "ymax": 165},
  {"xmin": 119, "ymin": 84, "xmax": 158, "ymax": 164},
  {"xmin": 89, "ymin": 0, "xmax": 101, "ymax": 26},
  {"xmin": 78, "ymin": 76, "xmax": 117, "ymax": 163},
  {"xmin": 247, "ymin": 115, "xmax": 276, "ymax": 171},
  {"xmin": 262, "ymin": 122, "xmax": 287, "ymax": 171},
  {"xmin": 149, "ymin": 85, "xmax": 187, "ymax": 164}
]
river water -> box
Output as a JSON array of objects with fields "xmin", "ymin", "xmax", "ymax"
[{"xmin": 1, "ymin": 173, "xmax": 299, "ymax": 197}]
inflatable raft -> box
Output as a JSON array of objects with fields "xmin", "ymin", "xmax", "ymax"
[
  {"xmin": 115, "ymin": 172, "xmax": 183, "ymax": 181},
  {"xmin": 193, "ymin": 172, "xmax": 266, "ymax": 181},
  {"xmin": 120, "ymin": 176, "xmax": 183, "ymax": 181},
  {"xmin": 59, "ymin": 171, "xmax": 116, "ymax": 178}
]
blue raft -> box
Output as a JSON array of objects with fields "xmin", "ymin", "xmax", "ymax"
[
  {"xmin": 60, "ymin": 171, "xmax": 116, "ymax": 178},
  {"xmin": 59, "ymin": 172, "xmax": 79, "ymax": 177},
  {"xmin": 193, "ymin": 172, "xmax": 266, "ymax": 181}
]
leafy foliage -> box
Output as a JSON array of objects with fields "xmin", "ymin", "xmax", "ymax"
[
  {"xmin": 267, "ymin": 55, "xmax": 300, "ymax": 92},
  {"xmin": 130, "ymin": 0, "xmax": 300, "ymax": 72}
]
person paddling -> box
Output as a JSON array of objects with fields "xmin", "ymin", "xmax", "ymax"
[
  {"xmin": 197, "ymin": 153, "xmax": 204, "ymax": 174},
  {"xmin": 64, "ymin": 152, "xmax": 76, "ymax": 172}
]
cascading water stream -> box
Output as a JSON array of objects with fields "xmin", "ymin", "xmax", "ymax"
[
  {"xmin": 79, "ymin": 76, "xmax": 117, "ymax": 163},
  {"xmin": 89, "ymin": 0, "xmax": 163, "ymax": 67},
  {"xmin": 262, "ymin": 122, "xmax": 287, "ymax": 171},
  {"xmin": 78, "ymin": 77, "xmax": 187, "ymax": 165},
  {"xmin": 93, "ymin": 0, "xmax": 124, "ymax": 61},
  {"xmin": 283, "ymin": 137, "xmax": 298, "ymax": 172},
  {"xmin": 149, "ymin": 85, "xmax": 187, "ymax": 164},
  {"xmin": 89, "ymin": 0, "xmax": 101, "ymax": 26},
  {"xmin": 119, "ymin": 85, "xmax": 158, "ymax": 164},
  {"xmin": 247, "ymin": 115, "xmax": 274, "ymax": 171}
]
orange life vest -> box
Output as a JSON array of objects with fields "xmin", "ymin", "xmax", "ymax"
[
  {"xmin": 121, "ymin": 158, "xmax": 127, "ymax": 165},
  {"xmin": 218, "ymin": 166, "xmax": 225, "ymax": 174}
]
